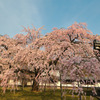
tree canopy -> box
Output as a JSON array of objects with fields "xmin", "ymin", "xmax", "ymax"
[{"xmin": 0, "ymin": 22, "xmax": 100, "ymax": 96}]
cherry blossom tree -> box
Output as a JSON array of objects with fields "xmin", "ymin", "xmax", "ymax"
[
  {"xmin": 0, "ymin": 22, "xmax": 100, "ymax": 100},
  {"xmin": 0, "ymin": 26, "xmax": 45, "ymax": 92},
  {"xmin": 0, "ymin": 35, "xmax": 21, "ymax": 93},
  {"xmin": 32, "ymin": 22, "xmax": 100, "ymax": 99}
]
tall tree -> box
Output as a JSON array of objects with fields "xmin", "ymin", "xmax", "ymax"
[
  {"xmin": 0, "ymin": 22, "xmax": 100, "ymax": 99},
  {"xmin": 0, "ymin": 26, "xmax": 45, "ymax": 92},
  {"xmin": 32, "ymin": 22, "xmax": 100, "ymax": 99}
]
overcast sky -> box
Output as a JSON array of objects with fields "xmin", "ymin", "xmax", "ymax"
[{"xmin": 0, "ymin": 0, "xmax": 100, "ymax": 37}]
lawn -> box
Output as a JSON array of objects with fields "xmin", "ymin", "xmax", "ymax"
[{"xmin": 0, "ymin": 87, "xmax": 99, "ymax": 100}]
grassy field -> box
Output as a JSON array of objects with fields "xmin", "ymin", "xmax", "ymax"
[{"xmin": 0, "ymin": 87, "xmax": 99, "ymax": 100}]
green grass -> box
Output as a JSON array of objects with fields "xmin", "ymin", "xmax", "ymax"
[{"xmin": 0, "ymin": 87, "xmax": 98, "ymax": 100}]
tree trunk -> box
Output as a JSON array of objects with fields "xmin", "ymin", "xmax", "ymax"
[
  {"xmin": 60, "ymin": 74, "xmax": 63, "ymax": 100},
  {"xmin": 78, "ymin": 82, "xmax": 81, "ymax": 100},
  {"xmin": 21, "ymin": 78, "xmax": 27, "ymax": 90},
  {"xmin": 44, "ymin": 82, "xmax": 46, "ymax": 92},
  {"xmin": 32, "ymin": 78, "xmax": 39, "ymax": 91},
  {"xmin": 79, "ymin": 94, "xmax": 82, "ymax": 100}
]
